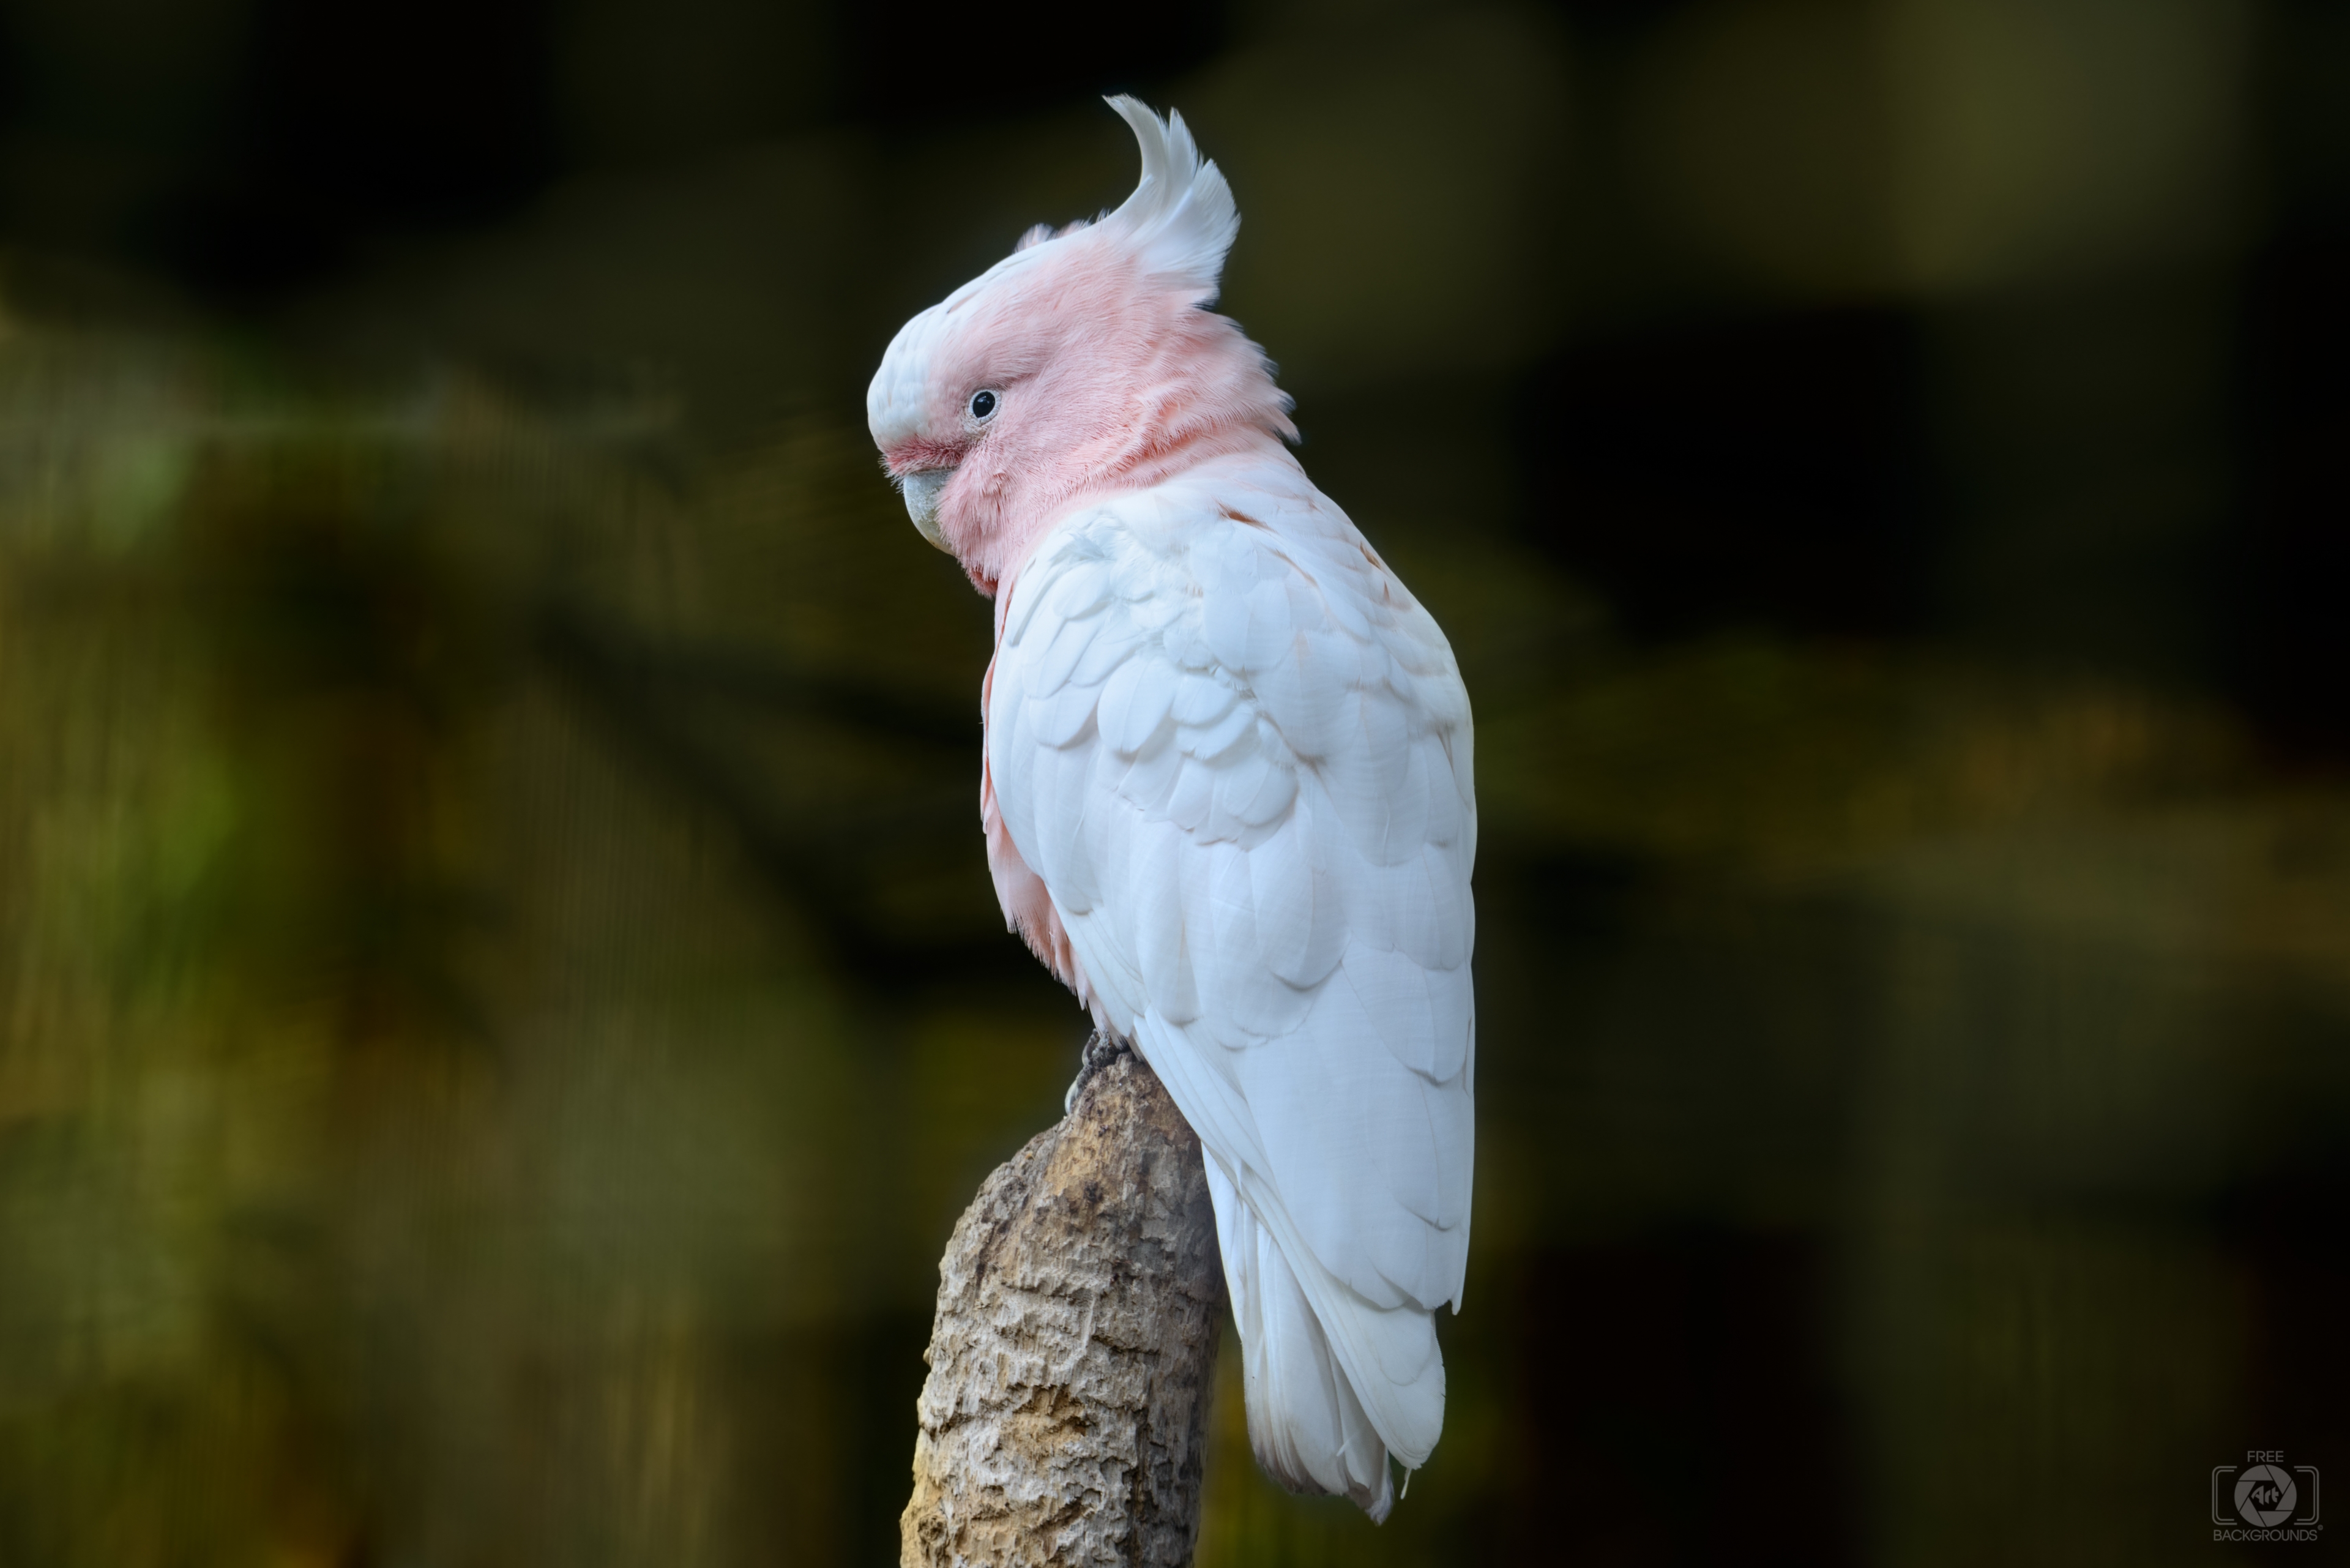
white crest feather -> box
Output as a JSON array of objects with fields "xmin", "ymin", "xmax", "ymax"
[
  {"xmin": 1101, "ymin": 95, "xmax": 1239, "ymax": 303},
  {"xmin": 864, "ymin": 99, "xmax": 1245, "ymax": 460}
]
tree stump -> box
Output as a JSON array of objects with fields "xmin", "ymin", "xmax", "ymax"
[{"xmin": 900, "ymin": 1047, "xmax": 1225, "ymax": 1567}]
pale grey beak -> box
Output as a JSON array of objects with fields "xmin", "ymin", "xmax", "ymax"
[{"xmin": 900, "ymin": 466, "xmax": 957, "ymax": 550}]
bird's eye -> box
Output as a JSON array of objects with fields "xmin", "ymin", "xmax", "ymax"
[{"xmin": 969, "ymin": 389, "xmax": 999, "ymax": 421}]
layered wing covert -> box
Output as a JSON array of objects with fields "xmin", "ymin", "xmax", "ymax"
[{"xmin": 984, "ymin": 454, "xmax": 1476, "ymax": 1468}]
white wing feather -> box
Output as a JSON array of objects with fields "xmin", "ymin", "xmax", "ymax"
[{"xmin": 985, "ymin": 451, "xmax": 1475, "ymax": 1512}]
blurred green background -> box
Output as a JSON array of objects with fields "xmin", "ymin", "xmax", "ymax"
[{"xmin": 0, "ymin": 1, "xmax": 2344, "ymax": 1563}]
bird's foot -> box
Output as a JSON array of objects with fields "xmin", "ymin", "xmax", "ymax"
[{"xmin": 1064, "ymin": 1029, "xmax": 1133, "ymax": 1115}]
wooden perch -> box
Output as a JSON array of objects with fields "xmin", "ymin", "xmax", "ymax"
[{"xmin": 901, "ymin": 1047, "xmax": 1226, "ymax": 1567}]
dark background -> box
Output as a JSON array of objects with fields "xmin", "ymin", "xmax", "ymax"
[{"xmin": 0, "ymin": 1, "xmax": 2343, "ymax": 1563}]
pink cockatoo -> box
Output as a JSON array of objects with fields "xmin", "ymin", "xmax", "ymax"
[{"xmin": 867, "ymin": 98, "xmax": 1474, "ymax": 1520}]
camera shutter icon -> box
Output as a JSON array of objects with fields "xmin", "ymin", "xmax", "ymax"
[
  {"xmin": 2236, "ymin": 1465, "xmax": 2298, "ymax": 1527},
  {"xmin": 2214, "ymin": 1462, "xmax": 2322, "ymax": 1528}
]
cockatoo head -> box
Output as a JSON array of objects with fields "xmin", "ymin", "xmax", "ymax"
[{"xmin": 868, "ymin": 97, "xmax": 1297, "ymax": 595}]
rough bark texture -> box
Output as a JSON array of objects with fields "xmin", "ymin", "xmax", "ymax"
[{"xmin": 901, "ymin": 1049, "xmax": 1225, "ymax": 1568}]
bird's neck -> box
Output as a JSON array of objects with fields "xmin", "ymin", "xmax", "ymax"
[
  {"xmin": 963, "ymin": 424, "xmax": 1292, "ymax": 601},
  {"xmin": 953, "ymin": 316, "xmax": 1294, "ymax": 596}
]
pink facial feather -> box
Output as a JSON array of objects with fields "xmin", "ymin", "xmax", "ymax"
[{"xmin": 875, "ymin": 135, "xmax": 1297, "ymax": 595}]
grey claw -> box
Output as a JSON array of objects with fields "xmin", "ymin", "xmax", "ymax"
[{"xmin": 1063, "ymin": 1029, "xmax": 1132, "ymax": 1115}]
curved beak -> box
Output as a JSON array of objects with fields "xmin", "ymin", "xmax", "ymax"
[{"xmin": 898, "ymin": 466, "xmax": 957, "ymax": 550}]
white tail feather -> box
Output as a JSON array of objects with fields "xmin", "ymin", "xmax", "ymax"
[{"xmin": 1207, "ymin": 1157, "xmax": 1397, "ymax": 1521}]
